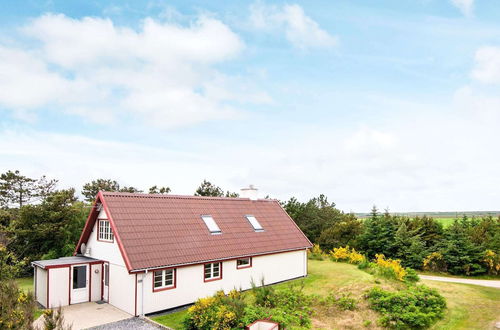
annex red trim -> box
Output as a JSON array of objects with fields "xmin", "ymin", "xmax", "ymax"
[
  {"xmin": 108, "ymin": 263, "xmax": 110, "ymax": 302},
  {"xmin": 134, "ymin": 273, "xmax": 138, "ymax": 316},
  {"xmin": 236, "ymin": 257, "xmax": 252, "ymax": 269},
  {"xmin": 101, "ymin": 263, "xmax": 105, "ymax": 300},
  {"xmin": 43, "ymin": 260, "xmax": 103, "ymax": 270},
  {"xmin": 96, "ymin": 219, "xmax": 114, "ymax": 243},
  {"xmin": 46, "ymin": 268, "xmax": 50, "ymax": 308},
  {"xmin": 203, "ymin": 262, "xmax": 222, "ymax": 282},
  {"xmin": 152, "ymin": 267, "xmax": 177, "ymax": 292}
]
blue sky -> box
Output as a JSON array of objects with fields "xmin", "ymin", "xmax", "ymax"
[{"xmin": 1, "ymin": 0, "xmax": 499, "ymax": 212}]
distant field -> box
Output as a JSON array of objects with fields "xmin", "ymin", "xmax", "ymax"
[
  {"xmin": 356, "ymin": 211, "xmax": 499, "ymax": 228},
  {"xmin": 434, "ymin": 218, "xmax": 455, "ymax": 228}
]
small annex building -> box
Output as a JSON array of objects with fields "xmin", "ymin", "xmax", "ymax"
[{"xmin": 32, "ymin": 188, "xmax": 312, "ymax": 316}]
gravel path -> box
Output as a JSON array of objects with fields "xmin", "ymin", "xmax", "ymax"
[
  {"xmin": 86, "ymin": 317, "xmax": 166, "ymax": 329},
  {"xmin": 420, "ymin": 275, "xmax": 500, "ymax": 288}
]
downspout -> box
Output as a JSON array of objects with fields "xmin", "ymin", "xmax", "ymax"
[{"xmin": 141, "ymin": 269, "xmax": 148, "ymax": 316}]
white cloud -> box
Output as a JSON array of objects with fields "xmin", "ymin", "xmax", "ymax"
[
  {"xmin": 471, "ymin": 46, "xmax": 500, "ymax": 84},
  {"xmin": 250, "ymin": 2, "xmax": 337, "ymax": 49},
  {"xmin": 0, "ymin": 14, "xmax": 271, "ymax": 128},
  {"xmin": 450, "ymin": 0, "xmax": 474, "ymax": 17}
]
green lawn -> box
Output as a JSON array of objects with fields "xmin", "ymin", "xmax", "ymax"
[
  {"xmin": 152, "ymin": 309, "xmax": 189, "ymax": 329},
  {"xmin": 424, "ymin": 280, "xmax": 500, "ymax": 330},
  {"xmin": 152, "ymin": 260, "xmax": 500, "ymax": 329},
  {"xmin": 16, "ymin": 277, "xmax": 33, "ymax": 292}
]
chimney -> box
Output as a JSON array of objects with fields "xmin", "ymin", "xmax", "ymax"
[{"xmin": 240, "ymin": 185, "xmax": 258, "ymax": 200}]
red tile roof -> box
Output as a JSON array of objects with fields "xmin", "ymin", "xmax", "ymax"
[{"xmin": 76, "ymin": 191, "xmax": 312, "ymax": 272}]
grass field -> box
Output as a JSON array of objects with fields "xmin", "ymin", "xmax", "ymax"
[
  {"xmin": 15, "ymin": 277, "xmax": 44, "ymax": 320},
  {"xmin": 152, "ymin": 260, "xmax": 500, "ymax": 329},
  {"xmin": 434, "ymin": 218, "xmax": 455, "ymax": 228}
]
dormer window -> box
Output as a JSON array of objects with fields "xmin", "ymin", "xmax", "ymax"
[
  {"xmin": 98, "ymin": 220, "xmax": 114, "ymax": 242},
  {"xmin": 201, "ymin": 215, "xmax": 221, "ymax": 234},
  {"xmin": 246, "ymin": 215, "xmax": 263, "ymax": 231}
]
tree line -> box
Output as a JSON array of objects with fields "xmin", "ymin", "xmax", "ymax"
[
  {"xmin": 1, "ymin": 169, "xmax": 498, "ymax": 277},
  {"xmin": 283, "ymin": 196, "xmax": 500, "ymax": 276},
  {"xmin": 0, "ymin": 170, "xmax": 238, "ymax": 277}
]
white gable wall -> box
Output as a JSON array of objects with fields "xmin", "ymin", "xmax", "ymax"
[
  {"xmin": 85, "ymin": 208, "xmax": 134, "ymax": 315},
  {"xmin": 86, "ymin": 209, "xmax": 125, "ymax": 267},
  {"xmin": 138, "ymin": 249, "xmax": 307, "ymax": 315}
]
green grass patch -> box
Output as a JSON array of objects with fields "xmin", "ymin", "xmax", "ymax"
[
  {"xmin": 15, "ymin": 277, "xmax": 33, "ymax": 293},
  {"xmin": 151, "ymin": 309, "xmax": 189, "ymax": 329}
]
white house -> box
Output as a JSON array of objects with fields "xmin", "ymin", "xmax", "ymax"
[{"xmin": 32, "ymin": 187, "xmax": 312, "ymax": 316}]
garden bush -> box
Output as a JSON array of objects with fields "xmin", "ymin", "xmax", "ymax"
[
  {"xmin": 330, "ymin": 246, "xmax": 366, "ymax": 264},
  {"xmin": 319, "ymin": 292, "xmax": 358, "ymax": 311},
  {"xmin": 308, "ymin": 244, "xmax": 325, "ymax": 260},
  {"xmin": 184, "ymin": 281, "xmax": 313, "ymax": 329},
  {"xmin": 365, "ymin": 285, "xmax": 446, "ymax": 329},
  {"xmin": 374, "ymin": 254, "xmax": 407, "ymax": 281},
  {"xmin": 403, "ymin": 268, "xmax": 420, "ymax": 283},
  {"xmin": 184, "ymin": 290, "xmax": 246, "ymax": 330},
  {"xmin": 422, "ymin": 252, "xmax": 446, "ymax": 273},
  {"xmin": 483, "ymin": 249, "xmax": 500, "ymax": 275}
]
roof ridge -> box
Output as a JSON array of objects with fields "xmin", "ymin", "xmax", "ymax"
[{"xmin": 100, "ymin": 191, "xmax": 277, "ymax": 202}]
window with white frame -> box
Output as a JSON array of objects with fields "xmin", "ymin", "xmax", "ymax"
[
  {"xmin": 236, "ymin": 257, "xmax": 251, "ymax": 269},
  {"xmin": 98, "ymin": 220, "xmax": 114, "ymax": 241},
  {"xmin": 153, "ymin": 269, "xmax": 175, "ymax": 290},
  {"xmin": 204, "ymin": 262, "xmax": 221, "ymax": 280},
  {"xmin": 245, "ymin": 215, "xmax": 263, "ymax": 231},
  {"xmin": 201, "ymin": 215, "xmax": 221, "ymax": 234}
]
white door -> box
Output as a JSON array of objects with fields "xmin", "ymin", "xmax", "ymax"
[
  {"xmin": 71, "ymin": 265, "xmax": 89, "ymax": 304},
  {"xmin": 103, "ymin": 263, "xmax": 109, "ymax": 302}
]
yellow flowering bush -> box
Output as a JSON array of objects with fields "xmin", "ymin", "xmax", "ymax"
[
  {"xmin": 330, "ymin": 246, "xmax": 350, "ymax": 261},
  {"xmin": 308, "ymin": 244, "xmax": 325, "ymax": 260},
  {"xmin": 375, "ymin": 254, "xmax": 407, "ymax": 281},
  {"xmin": 329, "ymin": 246, "xmax": 366, "ymax": 264},
  {"xmin": 348, "ymin": 248, "xmax": 366, "ymax": 264},
  {"xmin": 185, "ymin": 290, "xmax": 245, "ymax": 329},
  {"xmin": 423, "ymin": 252, "xmax": 447, "ymax": 272},
  {"xmin": 483, "ymin": 250, "xmax": 500, "ymax": 275}
]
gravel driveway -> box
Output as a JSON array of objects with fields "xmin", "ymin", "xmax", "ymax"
[{"xmin": 86, "ymin": 317, "xmax": 167, "ymax": 330}]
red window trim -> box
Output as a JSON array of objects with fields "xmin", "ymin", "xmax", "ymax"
[
  {"xmin": 203, "ymin": 262, "xmax": 223, "ymax": 282},
  {"xmin": 97, "ymin": 219, "xmax": 114, "ymax": 243},
  {"xmin": 236, "ymin": 257, "xmax": 252, "ymax": 269},
  {"xmin": 152, "ymin": 267, "xmax": 177, "ymax": 292}
]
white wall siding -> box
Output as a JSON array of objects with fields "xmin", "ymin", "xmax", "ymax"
[
  {"xmin": 86, "ymin": 211, "xmax": 125, "ymax": 267},
  {"xmin": 49, "ymin": 267, "xmax": 69, "ymax": 308},
  {"xmin": 108, "ymin": 263, "xmax": 135, "ymax": 315},
  {"xmin": 35, "ymin": 267, "xmax": 47, "ymax": 308},
  {"xmin": 91, "ymin": 264, "xmax": 102, "ymax": 301},
  {"xmin": 140, "ymin": 250, "xmax": 307, "ymax": 314}
]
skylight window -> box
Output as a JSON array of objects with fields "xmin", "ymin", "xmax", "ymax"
[
  {"xmin": 201, "ymin": 215, "xmax": 221, "ymax": 234},
  {"xmin": 246, "ymin": 215, "xmax": 263, "ymax": 231}
]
